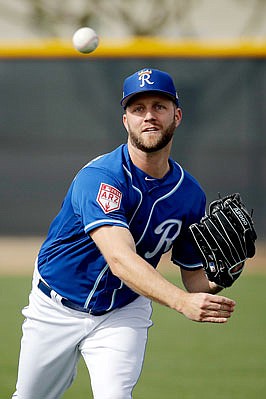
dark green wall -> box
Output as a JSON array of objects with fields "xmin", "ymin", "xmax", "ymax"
[{"xmin": 1, "ymin": 58, "xmax": 265, "ymax": 237}]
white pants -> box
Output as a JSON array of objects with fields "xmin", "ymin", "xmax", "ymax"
[{"xmin": 12, "ymin": 270, "xmax": 153, "ymax": 399}]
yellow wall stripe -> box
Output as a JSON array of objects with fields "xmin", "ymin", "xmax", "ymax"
[{"xmin": 0, "ymin": 37, "xmax": 265, "ymax": 58}]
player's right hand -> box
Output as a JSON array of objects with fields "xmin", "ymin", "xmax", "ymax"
[{"xmin": 179, "ymin": 292, "xmax": 236, "ymax": 323}]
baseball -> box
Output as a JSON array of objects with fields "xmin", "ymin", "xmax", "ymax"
[{"xmin": 72, "ymin": 27, "xmax": 99, "ymax": 54}]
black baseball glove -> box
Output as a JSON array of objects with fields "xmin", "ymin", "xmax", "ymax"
[{"xmin": 189, "ymin": 193, "xmax": 257, "ymax": 288}]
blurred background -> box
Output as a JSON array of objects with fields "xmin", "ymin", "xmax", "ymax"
[
  {"xmin": 1, "ymin": 0, "xmax": 266, "ymax": 39},
  {"xmin": 0, "ymin": 0, "xmax": 265, "ymax": 240}
]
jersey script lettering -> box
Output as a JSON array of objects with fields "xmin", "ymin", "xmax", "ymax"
[{"xmin": 144, "ymin": 219, "xmax": 182, "ymax": 259}]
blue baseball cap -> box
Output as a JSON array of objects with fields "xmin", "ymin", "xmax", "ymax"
[{"xmin": 121, "ymin": 68, "xmax": 179, "ymax": 108}]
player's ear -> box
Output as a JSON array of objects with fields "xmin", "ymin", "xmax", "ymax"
[
  {"xmin": 122, "ymin": 113, "xmax": 129, "ymax": 132},
  {"xmin": 175, "ymin": 107, "xmax": 182, "ymax": 127}
]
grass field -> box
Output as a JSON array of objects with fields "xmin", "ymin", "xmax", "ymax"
[{"xmin": 1, "ymin": 273, "xmax": 265, "ymax": 399}]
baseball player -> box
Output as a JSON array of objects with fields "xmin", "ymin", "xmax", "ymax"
[{"xmin": 12, "ymin": 68, "xmax": 236, "ymax": 399}]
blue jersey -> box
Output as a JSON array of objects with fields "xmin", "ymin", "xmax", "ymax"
[{"xmin": 38, "ymin": 144, "xmax": 205, "ymax": 314}]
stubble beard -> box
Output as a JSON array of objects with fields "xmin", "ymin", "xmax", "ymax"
[{"xmin": 128, "ymin": 118, "xmax": 176, "ymax": 153}]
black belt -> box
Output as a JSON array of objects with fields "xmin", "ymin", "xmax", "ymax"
[{"xmin": 37, "ymin": 279, "xmax": 107, "ymax": 316}]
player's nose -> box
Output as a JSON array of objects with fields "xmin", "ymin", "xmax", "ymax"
[{"xmin": 144, "ymin": 110, "xmax": 157, "ymax": 121}]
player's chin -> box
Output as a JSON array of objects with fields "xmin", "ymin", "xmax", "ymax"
[
  {"xmin": 130, "ymin": 131, "xmax": 172, "ymax": 153},
  {"xmin": 141, "ymin": 142, "xmax": 166, "ymax": 153},
  {"xmin": 143, "ymin": 133, "xmax": 173, "ymax": 151},
  {"xmin": 141, "ymin": 130, "xmax": 163, "ymax": 142}
]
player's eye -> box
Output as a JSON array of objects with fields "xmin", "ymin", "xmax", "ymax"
[
  {"xmin": 132, "ymin": 105, "xmax": 144, "ymax": 113},
  {"xmin": 155, "ymin": 104, "xmax": 166, "ymax": 111}
]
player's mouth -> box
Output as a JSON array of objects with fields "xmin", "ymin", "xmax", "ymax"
[{"xmin": 142, "ymin": 126, "xmax": 160, "ymax": 133}]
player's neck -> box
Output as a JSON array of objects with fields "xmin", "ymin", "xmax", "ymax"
[{"xmin": 127, "ymin": 142, "xmax": 171, "ymax": 179}]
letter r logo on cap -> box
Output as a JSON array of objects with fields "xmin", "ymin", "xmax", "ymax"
[{"xmin": 138, "ymin": 70, "xmax": 154, "ymax": 87}]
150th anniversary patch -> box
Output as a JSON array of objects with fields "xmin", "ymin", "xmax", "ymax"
[{"xmin": 97, "ymin": 183, "xmax": 122, "ymax": 213}]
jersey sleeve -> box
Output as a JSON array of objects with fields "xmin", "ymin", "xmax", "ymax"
[
  {"xmin": 71, "ymin": 166, "xmax": 129, "ymax": 234},
  {"xmin": 171, "ymin": 191, "xmax": 206, "ymax": 270}
]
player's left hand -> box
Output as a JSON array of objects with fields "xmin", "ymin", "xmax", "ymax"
[{"xmin": 189, "ymin": 193, "xmax": 257, "ymax": 288}]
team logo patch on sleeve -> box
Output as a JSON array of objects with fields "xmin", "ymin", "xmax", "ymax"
[{"xmin": 97, "ymin": 183, "xmax": 122, "ymax": 213}]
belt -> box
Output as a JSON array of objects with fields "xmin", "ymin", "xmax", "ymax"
[{"xmin": 37, "ymin": 279, "xmax": 107, "ymax": 316}]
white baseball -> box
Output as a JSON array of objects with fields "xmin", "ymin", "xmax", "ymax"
[{"xmin": 72, "ymin": 27, "xmax": 99, "ymax": 54}]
